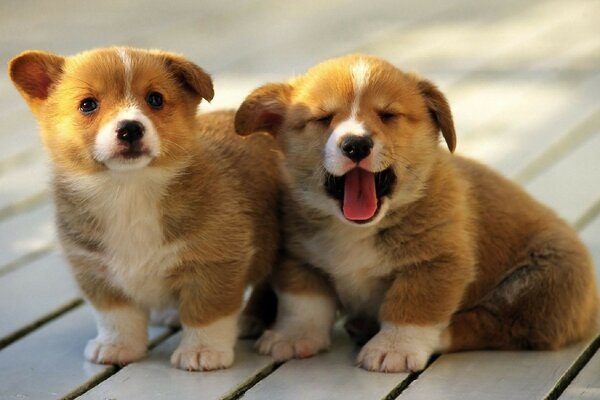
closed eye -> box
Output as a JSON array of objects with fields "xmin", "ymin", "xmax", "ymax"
[
  {"xmin": 378, "ymin": 111, "xmax": 398, "ymax": 124},
  {"xmin": 314, "ymin": 114, "xmax": 334, "ymax": 127},
  {"xmin": 377, "ymin": 111, "xmax": 400, "ymax": 124}
]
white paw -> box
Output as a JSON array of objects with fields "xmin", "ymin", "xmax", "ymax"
[
  {"xmin": 256, "ymin": 329, "xmax": 331, "ymax": 361},
  {"xmin": 170, "ymin": 346, "xmax": 234, "ymax": 371},
  {"xmin": 84, "ymin": 339, "xmax": 146, "ymax": 365},
  {"xmin": 356, "ymin": 323, "xmax": 442, "ymax": 373}
]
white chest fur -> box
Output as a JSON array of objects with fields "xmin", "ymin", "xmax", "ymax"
[
  {"xmin": 299, "ymin": 221, "xmax": 392, "ymax": 316},
  {"xmin": 64, "ymin": 168, "xmax": 182, "ymax": 308}
]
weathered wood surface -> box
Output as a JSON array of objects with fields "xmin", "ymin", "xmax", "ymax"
[{"xmin": 0, "ymin": 0, "xmax": 598, "ymax": 399}]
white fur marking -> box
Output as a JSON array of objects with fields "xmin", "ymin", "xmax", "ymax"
[
  {"xmin": 94, "ymin": 106, "xmax": 160, "ymax": 171},
  {"xmin": 63, "ymin": 168, "xmax": 181, "ymax": 308},
  {"xmin": 324, "ymin": 117, "xmax": 367, "ymax": 175},
  {"xmin": 350, "ymin": 59, "xmax": 371, "ymax": 117},
  {"xmin": 117, "ymin": 48, "xmax": 133, "ymax": 98},
  {"xmin": 85, "ymin": 306, "xmax": 148, "ymax": 364},
  {"xmin": 256, "ymin": 293, "xmax": 336, "ymax": 361},
  {"xmin": 171, "ymin": 313, "xmax": 239, "ymax": 371},
  {"xmin": 358, "ymin": 323, "xmax": 445, "ymax": 372}
]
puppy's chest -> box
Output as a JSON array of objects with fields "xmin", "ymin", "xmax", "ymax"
[
  {"xmin": 300, "ymin": 226, "xmax": 392, "ymax": 314},
  {"xmin": 70, "ymin": 174, "xmax": 181, "ymax": 307}
]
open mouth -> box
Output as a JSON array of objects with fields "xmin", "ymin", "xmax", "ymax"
[{"xmin": 324, "ymin": 167, "xmax": 396, "ymax": 223}]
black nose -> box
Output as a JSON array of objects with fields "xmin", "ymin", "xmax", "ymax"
[
  {"xmin": 340, "ymin": 135, "xmax": 374, "ymax": 162},
  {"xmin": 116, "ymin": 120, "xmax": 145, "ymax": 143}
]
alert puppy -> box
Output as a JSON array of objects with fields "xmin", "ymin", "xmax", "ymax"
[
  {"xmin": 9, "ymin": 47, "xmax": 280, "ymax": 371},
  {"xmin": 235, "ymin": 54, "xmax": 599, "ymax": 372}
]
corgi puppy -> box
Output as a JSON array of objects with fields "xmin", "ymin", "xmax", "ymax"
[
  {"xmin": 234, "ymin": 54, "xmax": 598, "ymax": 373},
  {"xmin": 9, "ymin": 47, "xmax": 281, "ymax": 371}
]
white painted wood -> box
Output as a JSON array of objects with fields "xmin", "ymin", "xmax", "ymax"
[
  {"xmin": 0, "ymin": 305, "xmax": 169, "ymax": 400},
  {"xmin": 0, "ymin": 251, "xmax": 79, "ymax": 341},
  {"xmin": 0, "ymin": 203, "xmax": 55, "ymax": 271},
  {"xmin": 398, "ymin": 343, "xmax": 591, "ymax": 400},
  {"xmin": 560, "ymin": 347, "xmax": 600, "ymax": 399},
  {"xmin": 79, "ymin": 335, "xmax": 275, "ymax": 400},
  {"xmin": 0, "ymin": 155, "xmax": 49, "ymax": 215},
  {"xmin": 525, "ymin": 133, "xmax": 600, "ymax": 224},
  {"xmin": 580, "ymin": 214, "xmax": 600, "ymax": 280},
  {"xmin": 243, "ymin": 325, "xmax": 408, "ymax": 400}
]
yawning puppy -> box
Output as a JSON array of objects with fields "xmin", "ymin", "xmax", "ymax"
[
  {"xmin": 9, "ymin": 47, "xmax": 280, "ymax": 371},
  {"xmin": 234, "ymin": 54, "xmax": 598, "ymax": 372}
]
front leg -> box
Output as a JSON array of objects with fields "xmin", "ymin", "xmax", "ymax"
[
  {"xmin": 256, "ymin": 258, "xmax": 337, "ymax": 360},
  {"xmin": 69, "ymin": 255, "xmax": 149, "ymax": 365},
  {"xmin": 85, "ymin": 305, "xmax": 149, "ymax": 365},
  {"xmin": 358, "ymin": 255, "xmax": 474, "ymax": 373},
  {"xmin": 168, "ymin": 261, "xmax": 246, "ymax": 371}
]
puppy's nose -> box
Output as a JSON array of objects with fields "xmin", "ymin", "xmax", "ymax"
[
  {"xmin": 116, "ymin": 120, "xmax": 145, "ymax": 144},
  {"xmin": 340, "ymin": 135, "xmax": 374, "ymax": 162}
]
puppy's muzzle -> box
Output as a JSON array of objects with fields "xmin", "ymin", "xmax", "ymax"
[{"xmin": 341, "ymin": 135, "xmax": 373, "ymax": 163}]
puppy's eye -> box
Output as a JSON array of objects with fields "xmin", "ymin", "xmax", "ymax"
[
  {"xmin": 378, "ymin": 111, "xmax": 398, "ymax": 124},
  {"xmin": 315, "ymin": 114, "xmax": 333, "ymax": 126},
  {"xmin": 79, "ymin": 98, "xmax": 98, "ymax": 114},
  {"xmin": 146, "ymin": 92, "xmax": 164, "ymax": 109}
]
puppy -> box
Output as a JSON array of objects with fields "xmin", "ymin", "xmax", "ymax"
[
  {"xmin": 234, "ymin": 54, "xmax": 599, "ymax": 372},
  {"xmin": 9, "ymin": 47, "xmax": 281, "ymax": 371}
]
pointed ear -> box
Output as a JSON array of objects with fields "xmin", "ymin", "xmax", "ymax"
[
  {"xmin": 163, "ymin": 53, "xmax": 214, "ymax": 102},
  {"xmin": 417, "ymin": 79, "xmax": 456, "ymax": 153},
  {"xmin": 235, "ymin": 83, "xmax": 292, "ymax": 136},
  {"xmin": 8, "ymin": 50, "xmax": 65, "ymax": 113}
]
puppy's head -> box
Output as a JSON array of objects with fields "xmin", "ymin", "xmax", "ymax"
[
  {"xmin": 235, "ymin": 54, "xmax": 455, "ymax": 226},
  {"xmin": 9, "ymin": 47, "xmax": 213, "ymax": 173}
]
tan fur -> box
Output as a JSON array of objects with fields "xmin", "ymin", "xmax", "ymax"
[
  {"xmin": 9, "ymin": 47, "xmax": 281, "ymax": 369},
  {"xmin": 235, "ymin": 54, "xmax": 598, "ymax": 371}
]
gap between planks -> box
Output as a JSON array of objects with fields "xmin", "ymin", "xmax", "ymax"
[{"xmin": 60, "ymin": 326, "xmax": 181, "ymax": 400}]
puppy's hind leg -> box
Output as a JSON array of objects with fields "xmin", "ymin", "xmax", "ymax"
[{"xmin": 444, "ymin": 230, "xmax": 599, "ymax": 352}]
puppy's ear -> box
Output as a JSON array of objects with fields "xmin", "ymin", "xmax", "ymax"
[
  {"xmin": 163, "ymin": 54, "xmax": 214, "ymax": 102},
  {"xmin": 8, "ymin": 50, "xmax": 65, "ymax": 114},
  {"xmin": 418, "ymin": 79, "xmax": 456, "ymax": 153},
  {"xmin": 235, "ymin": 83, "xmax": 292, "ymax": 136}
]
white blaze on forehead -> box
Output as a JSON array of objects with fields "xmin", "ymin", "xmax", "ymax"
[
  {"xmin": 116, "ymin": 47, "xmax": 133, "ymax": 98},
  {"xmin": 350, "ymin": 58, "xmax": 371, "ymax": 117}
]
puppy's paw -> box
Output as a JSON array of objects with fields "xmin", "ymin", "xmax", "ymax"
[
  {"xmin": 170, "ymin": 346, "xmax": 234, "ymax": 371},
  {"xmin": 256, "ymin": 329, "xmax": 331, "ymax": 361},
  {"xmin": 84, "ymin": 339, "xmax": 146, "ymax": 365},
  {"xmin": 356, "ymin": 323, "xmax": 442, "ymax": 373},
  {"xmin": 238, "ymin": 314, "xmax": 267, "ymax": 339},
  {"xmin": 357, "ymin": 346, "xmax": 430, "ymax": 373}
]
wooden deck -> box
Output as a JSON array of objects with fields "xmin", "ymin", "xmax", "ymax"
[{"xmin": 1, "ymin": 0, "xmax": 599, "ymax": 399}]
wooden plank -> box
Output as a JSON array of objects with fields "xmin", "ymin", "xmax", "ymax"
[
  {"xmin": 0, "ymin": 251, "xmax": 79, "ymax": 343},
  {"xmin": 459, "ymin": 72, "xmax": 600, "ymax": 178},
  {"xmin": 525, "ymin": 133, "xmax": 600, "ymax": 224},
  {"xmin": 560, "ymin": 346, "xmax": 600, "ymax": 399},
  {"xmin": 0, "ymin": 305, "xmax": 169, "ymax": 400},
  {"xmin": 243, "ymin": 326, "xmax": 407, "ymax": 400},
  {"xmin": 0, "ymin": 203, "xmax": 54, "ymax": 272},
  {"xmin": 0, "ymin": 156, "xmax": 49, "ymax": 220},
  {"xmin": 79, "ymin": 335, "xmax": 276, "ymax": 400},
  {"xmin": 558, "ymin": 217, "xmax": 600, "ymax": 396},
  {"xmin": 398, "ymin": 344, "xmax": 590, "ymax": 400}
]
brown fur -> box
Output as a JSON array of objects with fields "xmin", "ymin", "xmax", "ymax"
[
  {"xmin": 9, "ymin": 47, "xmax": 281, "ymax": 369},
  {"xmin": 235, "ymin": 54, "xmax": 598, "ymax": 369}
]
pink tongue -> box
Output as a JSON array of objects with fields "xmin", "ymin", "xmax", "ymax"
[{"xmin": 343, "ymin": 168, "xmax": 378, "ymax": 221}]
